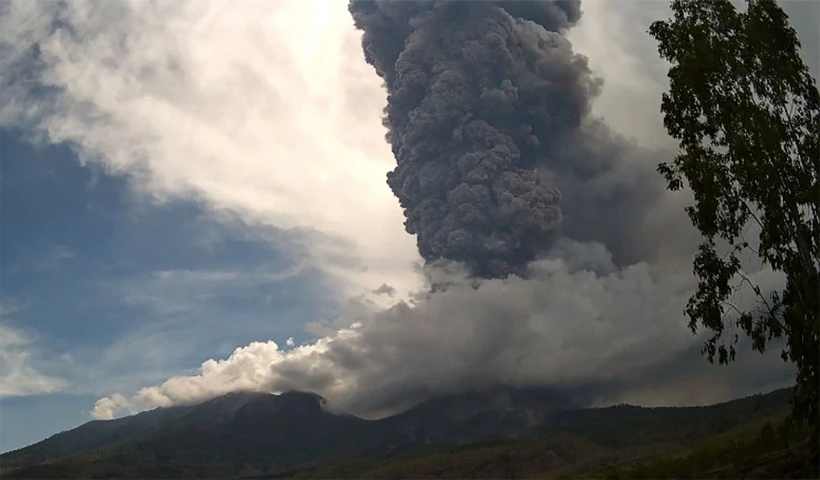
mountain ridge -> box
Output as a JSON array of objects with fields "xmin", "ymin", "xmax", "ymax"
[{"xmin": 0, "ymin": 386, "xmax": 795, "ymax": 479}]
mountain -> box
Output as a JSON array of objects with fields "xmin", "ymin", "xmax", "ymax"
[
  {"xmin": 0, "ymin": 386, "xmax": 796, "ymax": 479},
  {"xmin": 1, "ymin": 391, "xmax": 382, "ymax": 478},
  {"xmin": 383, "ymin": 386, "xmax": 577, "ymax": 446}
]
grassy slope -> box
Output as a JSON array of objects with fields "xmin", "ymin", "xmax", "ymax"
[
  {"xmin": 289, "ymin": 434, "xmax": 684, "ymax": 480},
  {"xmin": 290, "ymin": 389, "xmax": 813, "ymax": 480},
  {"xmin": 292, "ymin": 417, "xmax": 817, "ymax": 480},
  {"xmin": 580, "ymin": 415, "xmax": 818, "ymax": 479}
]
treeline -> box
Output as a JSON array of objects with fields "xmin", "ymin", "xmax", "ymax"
[{"xmin": 588, "ymin": 418, "xmax": 818, "ymax": 479}]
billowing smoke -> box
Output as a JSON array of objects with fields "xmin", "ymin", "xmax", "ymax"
[
  {"xmin": 90, "ymin": 251, "xmax": 793, "ymax": 420},
  {"xmin": 0, "ymin": 0, "xmax": 796, "ymax": 422},
  {"xmin": 349, "ymin": 0, "xmax": 656, "ymax": 277}
]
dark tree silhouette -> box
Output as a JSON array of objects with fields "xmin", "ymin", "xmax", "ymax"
[{"xmin": 649, "ymin": 0, "xmax": 819, "ymax": 439}]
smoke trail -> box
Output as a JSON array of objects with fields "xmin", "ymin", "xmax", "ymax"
[{"xmin": 349, "ymin": 0, "xmax": 620, "ymax": 278}]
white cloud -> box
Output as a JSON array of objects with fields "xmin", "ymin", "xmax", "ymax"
[
  {"xmin": 91, "ymin": 246, "xmax": 791, "ymax": 420},
  {"xmin": 89, "ymin": 248, "xmax": 776, "ymax": 420},
  {"xmin": 92, "ymin": 341, "xmax": 283, "ymax": 419},
  {"xmin": 0, "ymin": 323, "xmax": 67, "ymax": 397},
  {"xmin": 56, "ymin": 265, "xmax": 330, "ymax": 397},
  {"xmin": 0, "ymin": 0, "xmax": 421, "ymax": 300},
  {"xmin": 0, "ymin": 0, "xmax": 688, "ymax": 306}
]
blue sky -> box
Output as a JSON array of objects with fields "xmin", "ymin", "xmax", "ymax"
[
  {"xmin": 0, "ymin": 0, "xmax": 816, "ymax": 455},
  {"xmin": 1, "ymin": 131, "xmax": 333, "ymax": 451},
  {"xmin": 0, "ymin": 0, "xmax": 424, "ymax": 452}
]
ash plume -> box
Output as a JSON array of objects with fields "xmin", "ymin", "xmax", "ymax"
[
  {"xmin": 349, "ymin": 0, "xmax": 658, "ymax": 278},
  {"xmin": 0, "ymin": 0, "xmax": 799, "ymax": 423}
]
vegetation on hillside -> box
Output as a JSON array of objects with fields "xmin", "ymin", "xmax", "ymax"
[
  {"xmin": 585, "ymin": 416, "xmax": 817, "ymax": 479},
  {"xmin": 0, "ymin": 388, "xmax": 800, "ymax": 479},
  {"xmin": 290, "ymin": 410, "xmax": 815, "ymax": 480},
  {"xmin": 285, "ymin": 389, "xmax": 805, "ymax": 480}
]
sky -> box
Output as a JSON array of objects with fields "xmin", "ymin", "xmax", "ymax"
[{"xmin": 0, "ymin": 0, "xmax": 818, "ymax": 453}]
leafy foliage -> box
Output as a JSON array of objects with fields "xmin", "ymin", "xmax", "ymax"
[{"xmin": 648, "ymin": 0, "xmax": 819, "ymax": 437}]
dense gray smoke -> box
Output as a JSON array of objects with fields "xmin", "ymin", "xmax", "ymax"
[
  {"xmin": 0, "ymin": 0, "xmax": 801, "ymax": 422},
  {"xmin": 349, "ymin": 0, "xmax": 657, "ymax": 278}
]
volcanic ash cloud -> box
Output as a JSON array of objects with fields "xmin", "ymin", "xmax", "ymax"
[
  {"xmin": 88, "ymin": 1, "xmax": 789, "ymax": 419},
  {"xmin": 349, "ymin": 0, "xmax": 666, "ymax": 278}
]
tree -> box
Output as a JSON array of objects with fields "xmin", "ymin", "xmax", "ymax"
[{"xmin": 648, "ymin": 0, "xmax": 819, "ymax": 440}]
